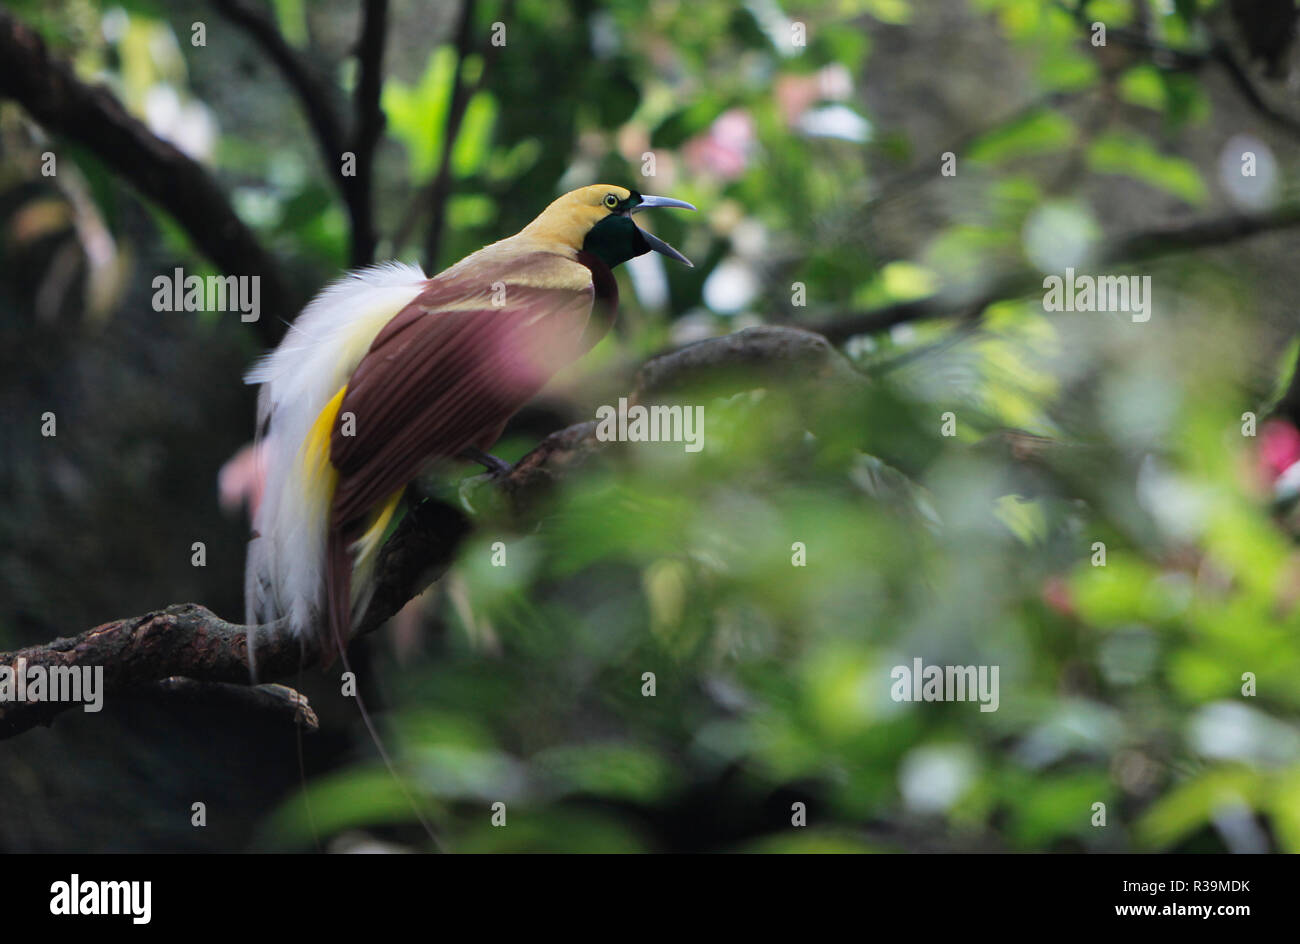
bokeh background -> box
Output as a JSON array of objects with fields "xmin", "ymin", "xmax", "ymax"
[{"xmin": 3, "ymin": 0, "xmax": 1300, "ymax": 852}]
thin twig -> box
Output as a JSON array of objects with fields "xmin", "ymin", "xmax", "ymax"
[
  {"xmin": 810, "ymin": 202, "xmax": 1300, "ymax": 342},
  {"xmin": 396, "ymin": 0, "xmax": 515, "ymax": 263},
  {"xmin": 421, "ymin": 0, "xmax": 479, "ymax": 271},
  {"xmin": 209, "ymin": 0, "xmax": 347, "ymax": 165},
  {"xmin": 210, "ymin": 0, "xmax": 389, "ymax": 267},
  {"xmin": 346, "ymin": 0, "xmax": 389, "ymax": 266}
]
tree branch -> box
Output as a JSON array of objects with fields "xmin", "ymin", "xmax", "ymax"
[
  {"xmin": 0, "ymin": 327, "xmax": 849, "ymax": 740},
  {"xmin": 811, "ymin": 203, "xmax": 1300, "ymax": 343},
  {"xmin": 0, "ymin": 9, "xmax": 292, "ymax": 346},
  {"xmin": 209, "ymin": 0, "xmax": 348, "ymax": 165},
  {"xmin": 151, "ymin": 678, "xmax": 319, "ymax": 731},
  {"xmin": 1209, "ymin": 40, "xmax": 1300, "ymax": 141},
  {"xmin": 345, "ymin": 0, "xmax": 389, "ymax": 266},
  {"xmin": 209, "ymin": 0, "xmax": 389, "ymax": 267},
  {"xmin": 420, "ymin": 0, "xmax": 478, "ymax": 271},
  {"xmin": 397, "ymin": 0, "xmax": 516, "ymax": 264},
  {"xmin": 1055, "ymin": 0, "xmax": 1300, "ymax": 142}
]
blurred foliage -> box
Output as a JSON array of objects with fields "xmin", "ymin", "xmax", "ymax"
[{"xmin": 4, "ymin": 0, "xmax": 1300, "ymax": 853}]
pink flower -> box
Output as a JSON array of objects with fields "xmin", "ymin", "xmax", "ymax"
[
  {"xmin": 683, "ymin": 108, "xmax": 754, "ymax": 180},
  {"xmin": 1258, "ymin": 419, "xmax": 1300, "ymax": 484},
  {"xmin": 218, "ymin": 440, "xmax": 266, "ymax": 519}
]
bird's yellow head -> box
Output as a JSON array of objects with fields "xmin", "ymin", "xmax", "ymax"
[{"xmin": 522, "ymin": 184, "xmax": 696, "ymax": 269}]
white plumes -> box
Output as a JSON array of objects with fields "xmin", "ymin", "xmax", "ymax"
[{"xmin": 244, "ymin": 262, "xmax": 428, "ymax": 654}]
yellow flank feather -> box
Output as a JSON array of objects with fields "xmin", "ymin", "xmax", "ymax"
[
  {"xmin": 300, "ymin": 384, "xmax": 345, "ymax": 509},
  {"xmin": 350, "ymin": 486, "xmax": 405, "ymax": 599},
  {"xmin": 300, "ymin": 383, "xmax": 404, "ymax": 613}
]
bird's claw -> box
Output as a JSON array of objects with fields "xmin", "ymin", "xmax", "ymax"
[
  {"xmin": 457, "ymin": 450, "xmax": 513, "ymax": 513},
  {"xmin": 458, "ymin": 446, "xmax": 514, "ymax": 478}
]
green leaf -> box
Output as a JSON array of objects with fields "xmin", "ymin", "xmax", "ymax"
[
  {"xmin": 1270, "ymin": 766, "xmax": 1300, "ymax": 853},
  {"xmin": 1005, "ymin": 771, "xmax": 1114, "ymax": 847},
  {"xmin": 1137, "ymin": 767, "xmax": 1262, "ymax": 849},
  {"xmin": 1119, "ymin": 65, "xmax": 1167, "ymax": 112},
  {"xmin": 383, "ymin": 47, "xmax": 456, "ymax": 178},
  {"xmin": 1038, "ymin": 49, "xmax": 1098, "ymax": 92},
  {"xmin": 256, "ymin": 767, "xmax": 442, "ymax": 849},
  {"xmin": 1087, "ymin": 131, "xmax": 1208, "ymax": 205},
  {"xmin": 1119, "ymin": 67, "xmax": 1208, "ymax": 126},
  {"xmin": 533, "ymin": 743, "xmax": 678, "ymax": 803},
  {"xmin": 652, "ymin": 99, "xmax": 732, "ymax": 149},
  {"xmin": 966, "ymin": 110, "xmax": 1076, "ymax": 165},
  {"xmin": 451, "ymin": 91, "xmax": 498, "ymax": 177}
]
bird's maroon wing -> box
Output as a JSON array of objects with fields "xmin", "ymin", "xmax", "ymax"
[
  {"xmin": 328, "ymin": 253, "xmax": 599, "ymax": 530},
  {"xmin": 315, "ymin": 251, "xmax": 612, "ymax": 663}
]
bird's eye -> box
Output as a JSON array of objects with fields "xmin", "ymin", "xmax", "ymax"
[{"xmin": 603, "ymin": 193, "xmax": 620, "ymax": 209}]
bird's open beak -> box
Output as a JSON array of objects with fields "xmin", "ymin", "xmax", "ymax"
[{"xmin": 632, "ymin": 194, "xmax": 696, "ymax": 267}]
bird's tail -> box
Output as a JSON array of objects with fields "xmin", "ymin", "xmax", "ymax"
[
  {"xmin": 238, "ymin": 261, "xmax": 439, "ymax": 846},
  {"xmin": 243, "ymin": 261, "xmax": 429, "ymax": 659},
  {"xmin": 322, "ymin": 486, "xmax": 404, "ymax": 666},
  {"xmin": 324, "ymin": 529, "xmax": 351, "ymax": 669}
]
